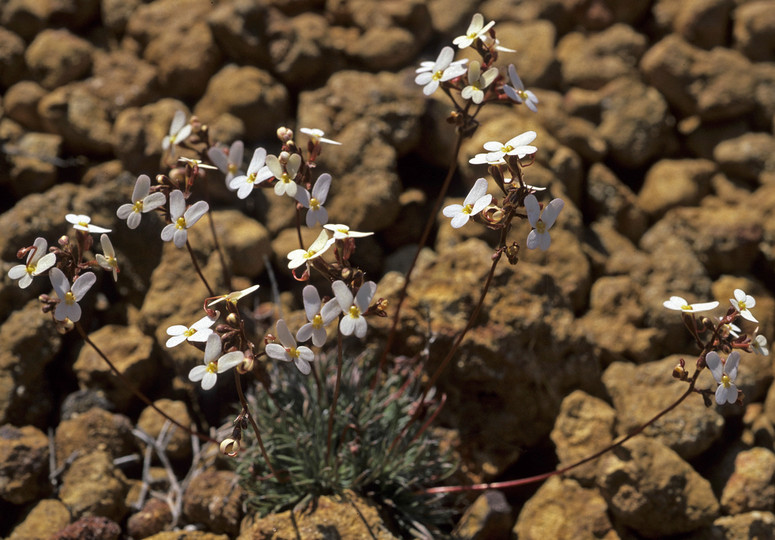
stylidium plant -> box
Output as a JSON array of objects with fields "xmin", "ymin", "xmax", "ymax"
[
  {"xmin": 160, "ymin": 190, "xmax": 209, "ymax": 248},
  {"xmin": 116, "ymin": 174, "xmax": 167, "ymax": 229}
]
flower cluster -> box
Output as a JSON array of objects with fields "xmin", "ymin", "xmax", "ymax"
[{"xmin": 663, "ymin": 288, "xmax": 767, "ymax": 405}]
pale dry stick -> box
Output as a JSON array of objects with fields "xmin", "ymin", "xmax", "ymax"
[
  {"xmin": 76, "ymin": 322, "xmax": 218, "ymax": 445},
  {"xmin": 133, "ymin": 425, "xmax": 185, "ymax": 527},
  {"xmin": 185, "ymin": 239, "xmax": 215, "ymax": 297}
]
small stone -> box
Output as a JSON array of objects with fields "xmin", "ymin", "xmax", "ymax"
[
  {"xmin": 602, "ymin": 356, "xmax": 724, "ymax": 459},
  {"xmin": 0, "ymin": 28, "xmax": 26, "ymax": 89},
  {"xmin": 711, "ymin": 511, "xmax": 775, "ymax": 539},
  {"xmin": 638, "ymin": 159, "xmax": 716, "ymax": 218},
  {"xmin": 721, "ymin": 447, "xmax": 775, "ymax": 513},
  {"xmin": 25, "ymin": 29, "xmax": 93, "ymax": 90},
  {"xmin": 238, "ymin": 490, "xmax": 398, "ymax": 539},
  {"xmin": 7, "ymin": 132, "xmax": 62, "ymax": 198},
  {"xmin": 58, "ymin": 450, "xmax": 128, "ymax": 521},
  {"xmin": 54, "ymin": 407, "xmax": 136, "ymax": 468},
  {"xmin": 454, "ymin": 490, "xmax": 513, "ymax": 540},
  {"xmin": 596, "ymin": 436, "xmax": 719, "ymax": 537},
  {"xmin": 733, "ymin": 0, "xmax": 775, "ymax": 62},
  {"xmin": 73, "ymin": 324, "xmax": 158, "ymax": 411},
  {"xmin": 50, "ymin": 516, "xmax": 121, "ymax": 540},
  {"xmin": 136, "ymin": 400, "xmax": 192, "ymax": 461},
  {"xmin": 513, "ymin": 476, "xmax": 618, "ymax": 540},
  {"xmin": 183, "ymin": 469, "xmax": 245, "ymax": 535},
  {"xmin": 127, "ymin": 498, "xmax": 172, "ymax": 539},
  {"xmin": 714, "ymin": 132, "xmax": 775, "ymax": 184},
  {"xmin": 3, "ymin": 81, "xmax": 47, "ymax": 131},
  {"xmin": 8, "ymin": 499, "xmax": 71, "ymax": 540},
  {"xmin": 0, "ymin": 424, "xmax": 49, "ymax": 504},
  {"xmin": 550, "ymin": 390, "xmax": 616, "ymax": 486}
]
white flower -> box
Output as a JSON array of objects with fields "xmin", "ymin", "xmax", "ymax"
[
  {"xmin": 66, "ymin": 214, "xmax": 112, "ymax": 234},
  {"xmin": 332, "ymin": 280, "xmax": 376, "ymax": 339},
  {"xmin": 663, "ymin": 296, "xmax": 720, "ymax": 313},
  {"xmin": 166, "ymin": 313, "xmax": 219, "ymax": 348},
  {"xmin": 300, "ymin": 128, "xmax": 341, "ymax": 146},
  {"xmin": 442, "ymin": 177, "xmax": 492, "ymax": 229},
  {"xmin": 188, "ymin": 333, "xmax": 244, "ymax": 391},
  {"xmin": 525, "ymin": 194, "xmax": 564, "ymax": 251},
  {"xmin": 287, "ymin": 230, "xmax": 335, "ymax": 270},
  {"xmin": 7, "ymin": 237, "xmax": 57, "ymax": 289},
  {"xmin": 266, "ymin": 153, "xmax": 301, "ymax": 198},
  {"xmin": 228, "ymin": 147, "xmax": 273, "ymax": 200},
  {"xmin": 482, "ymin": 131, "xmax": 537, "ymax": 163},
  {"xmin": 296, "ymin": 285, "xmax": 341, "ymax": 347},
  {"xmin": 461, "ymin": 61, "xmax": 499, "ymax": 104},
  {"xmin": 207, "ymin": 141, "xmax": 245, "ymax": 188},
  {"xmin": 453, "ymin": 13, "xmax": 495, "ymax": 49},
  {"xmin": 752, "ymin": 334, "xmax": 768, "ymax": 356},
  {"xmin": 116, "ymin": 174, "xmax": 166, "ymax": 229},
  {"xmin": 162, "ymin": 110, "xmax": 192, "ymax": 157},
  {"xmin": 705, "ymin": 351, "xmax": 740, "ymax": 405},
  {"xmin": 414, "ymin": 46, "xmax": 468, "ymax": 96},
  {"xmin": 504, "ymin": 64, "xmax": 539, "ymax": 112},
  {"xmin": 265, "ymin": 319, "xmax": 314, "ymax": 375},
  {"xmin": 49, "ymin": 268, "xmax": 96, "ymax": 322},
  {"xmin": 323, "ymin": 224, "xmax": 374, "ymax": 240},
  {"xmin": 208, "ymin": 284, "xmax": 260, "ymax": 308},
  {"xmin": 294, "ymin": 173, "xmax": 332, "ymax": 227},
  {"xmin": 95, "ymin": 234, "xmax": 119, "ymax": 282},
  {"xmin": 160, "ymin": 190, "xmax": 209, "ymax": 248},
  {"xmin": 730, "ymin": 289, "xmax": 758, "ymax": 323}
]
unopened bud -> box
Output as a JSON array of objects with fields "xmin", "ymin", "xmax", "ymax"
[
  {"xmin": 58, "ymin": 235, "xmax": 69, "ymax": 247},
  {"xmin": 226, "ymin": 313, "xmax": 239, "ymax": 326},
  {"xmin": 238, "ymin": 354, "xmax": 254, "ymax": 374},
  {"xmin": 277, "ymin": 127, "xmax": 293, "ymax": 142},
  {"xmin": 220, "ymin": 438, "xmax": 240, "ymax": 457},
  {"xmin": 264, "ymin": 333, "xmax": 276, "ymax": 345},
  {"xmin": 279, "ymin": 150, "xmax": 290, "ymax": 164},
  {"xmin": 672, "ymin": 364, "xmax": 686, "ymax": 380}
]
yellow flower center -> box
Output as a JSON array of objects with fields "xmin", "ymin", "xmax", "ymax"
[
  {"xmin": 175, "ymin": 216, "xmax": 187, "ymax": 230},
  {"xmin": 247, "ymin": 172, "xmax": 257, "ymax": 185},
  {"xmin": 133, "ymin": 200, "xmax": 143, "ymax": 213},
  {"xmin": 169, "ymin": 134, "xmax": 177, "ymax": 145},
  {"xmin": 518, "ymin": 89, "xmax": 529, "ymax": 101},
  {"xmin": 312, "ymin": 314, "xmax": 324, "ymax": 329},
  {"xmin": 184, "ymin": 328, "xmax": 196, "ymax": 337},
  {"xmin": 348, "ymin": 306, "xmax": 360, "ymax": 319},
  {"xmin": 737, "ymin": 300, "xmax": 747, "ymax": 311},
  {"xmin": 26, "ymin": 263, "xmax": 37, "ymax": 275},
  {"xmin": 721, "ymin": 374, "xmax": 731, "ymax": 388},
  {"xmin": 432, "ymin": 70, "xmax": 444, "ymax": 81},
  {"xmin": 65, "ymin": 291, "xmax": 76, "ymax": 305},
  {"xmin": 535, "ymin": 220, "xmax": 546, "ymax": 234},
  {"xmin": 228, "ymin": 163, "xmax": 238, "ymax": 174},
  {"xmin": 502, "ymin": 144, "xmax": 513, "ymax": 153},
  {"xmin": 337, "ymin": 227, "xmax": 349, "ymax": 235},
  {"xmin": 78, "ymin": 221, "xmax": 89, "ymax": 228},
  {"xmin": 681, "ymin": 304, "xmax": 692, "ymax": 311},
  {"xmin": 206, "ymin": 361, "xmax": 217, "ymax": 374},
  {"xmin": 304, "ymin": 249, "xmax": 317, "ymax": 259},
  {"xmin": 462, "ymin": 203, "xmax": 473, "ymax": 215},
  {"xmin": 287, "ymin": 347, "xmax": 300, "ymax": 358},
  {"xmin": 310, "ymin": 197, "xmax": 320, "ymax": 210},
  {"xmin": 281, "ymin": 173, "xmax": 292, "ymax": 184}
]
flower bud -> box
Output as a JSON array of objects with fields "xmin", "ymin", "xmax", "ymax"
[
  {"xmin": 279, "ymin": 150, "xmax": 290, "ymax": 164},
  {"xmin": 277, "ymin": 127, "xmax": 293, "ymax": 142},
  {"xmin": 220, "ymin": 438, "xmax": 240, "ymax": 457},
  {"xmin": 226, "ymin": 313, "xmax": 239, "ymax": 327},
  {"xmin": 58, "ymin": 235, "xmax": 69, "ymax": 247},
  {"xmin": 238, "ymin": 354, "xmax": 254, "ymax": 374}
]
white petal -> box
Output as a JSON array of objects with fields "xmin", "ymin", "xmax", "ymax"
[
  {"xmin": 184, "ymin": 200, "xmax": 209, "ymax": 226},
  {"xmin": 217, "ymin": 351, "xmax": 244, "ymax": 373},
  {"xmin": 169, "ymin": 190, "xmax": 185, "ymax": 219},
  {"xmin": 188, "ymin": 365, "xmax": 206, "ymax": 382},
  {"xmin": 450, "ymin": 213, "xmax": 469, "ymax": 229},
  {"xmin": 127, "ymin": 212, "xmax": 142, "ymax": 229},
  {"xmin": 275, "ymin": 319, "xmax": 295, "ymax": 348},
  {"xmin": 265, "ymin": 343, "xmax": 288, "ymax": 361},
  {"xmin": 471, "ymin": 194, "xmax": 492, "ymax": 216},
  {"xmin": 142, "ymin": 192, "xmax": 166, "ymax": 212},
  {"xmin": 541, "ymin": 198, "xmax": 565, "ymax": 229},
  {"xmin": 464, "ymin": 178, "xmax": 489, "ymax": 206},
  {"xmin": 302, "ymin": 285, "xmax": 321, "ymax": 321},
  {"xmin": 169, "ymin": 110, "xmax": 186, "ymax": 136},
  {"xmin": 332, "ymin": 281, "xmax": 353, "ymax": 311},
  {"xmin": 173, "ymin": 229, "xmax": 188, "ymax": 248},
  {"xmin": 204, "ymin": 333, "xmax": 222, "ymax": 364},
  {"xmin": 726, "ymin": 351, "xmax": 740, "ymax": 381},
  {"xmin": 200, "ymin": 371, "xmax": 217, "ymax": 390},
  {"xmin": 355, "ymin": 281, "xmax": 377, "ymax": 311},
  {"xmin": 166, "ymin": 334, "xmax": 187, "ymax": 348},
  {"xmin": 443, "ymin": 204, "xmax": 463, "ymax": 218},
  {"xmin": 133, "ymin": 175, "xmax": 151, "ymax": 202},
  {"xmin": 312, "ymin": 173, "xmax": 332, "ymax": 202},
  {"xmin": 705, "ymin": 352, "xmax": 723, "ymax": 383},
  {"xmin": 524, "ymin": 194, "xmax": 540, "ymax": 226}
]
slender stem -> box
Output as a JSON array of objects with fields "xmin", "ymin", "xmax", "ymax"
[
  {"xmin": 232, "ymin": 370, "xmax": 281, "ymax": 479},
  {"xmin": 421, "ymin": 372, "xmax": 700, "ymax": 495},
  {"xmin": 373, "ymin": 131, "xmax": 465, "ymax": 387},
  {"xmin": 185, "ymin": 240, "xmax": 214, "ymax": 297},
  {"xmin": 207, "ymin": 208, "xmax": 232, "ymax": 292},
  {"xmin": 325, "ymin": 330, "xmax": 344, "ymax": 464},
  {"xmin": 388, "ymin": 252, "xmax": 502, "ymax": 453},
  {"xmin": 76, "ymin": 322, "xmax": 217, "ymax": 445}
]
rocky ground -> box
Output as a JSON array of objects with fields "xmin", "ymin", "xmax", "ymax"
[{"xmin": 1, "ymin": 0, "xmax": 775, "ymax": 538}]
